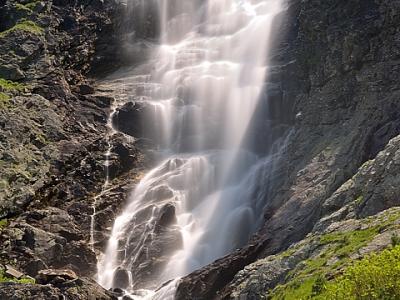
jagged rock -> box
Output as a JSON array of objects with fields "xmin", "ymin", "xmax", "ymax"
[
  {"xmin": 0, "ymin": 280, "xmax": 117, "ymax": 300},
  {"xmin": 36, "ymin": 268, "xmax": 78, "ymax": 284},
  {"xmin": 0, "ymin": 3, "xmax": 145, "ymax": 298},
  {"xmin": 111, "ymin": 101, "xmax": 149, "ymax": 138},
  {"xmin": 79, "ymin": 84, "xmax": 95, "ymax": 95},
  {"xmin": 108, "ymin": 133, "xmax": 139, "ymax": 179},
  {"xmin": 5, "ymin": 264, "xmax": 23, "ymax": 279}
]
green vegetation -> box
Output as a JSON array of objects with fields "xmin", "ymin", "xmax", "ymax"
[
  {"xmin": 0, "ymin": 218, "xmax": 8, "ymax": 229},
  {"xmin": 0, "ymin": 268, "xmax": 35, "ymax": 284},
  {"xmin": 270, "ymin": 227, "xmax": 382, "ymax": 300},
  {"xmin": 0, "ymin": 20, "xmax": 44, "ymax": 38},
  {"xmin": 391, "ymin": 233, "xmax": 400, "ymax": 247},
  {"xmin": 0, "ymin": 78, "xmax": 25, "ymax": 108},
  {"xmin": 0, "ymin": 93, "xmax": 11, "ymax": 109},
  {"xmin": 25, "ymin": 1, "xmax": 41, "ymax": 10},
  {"xmin": 269, "ymin": 208, "xmax": 400, "ymax": 300},
  {"xmin": 0, "ymin": 78, "xmax": 25, "ymax": 92},
  {"xmin": 15, "ymin": 1, "xmax": 40, "ymax": 12},
  {"xmin": 354, "ymin": 195, "xmax": 364, "ymax": 206},
  {"xmin": 316, "ymin": 245, "xmax": 400, "ymax": 299},
  {"xmin": 15, "ymin": 3, "xmax": 32, "ymax": 13}
]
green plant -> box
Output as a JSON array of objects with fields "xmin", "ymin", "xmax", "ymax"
[
  {"xmin": 0, "ymin": 20, "xmax": 44, "ymax": 37},
  {"xmin": 0, "ymin": 268, "xmax": 35, "ymax": 284},
  {"xmin": 15, "ymin": 3, "xmax": 32, "ymax": 13},
  {"xmin": 0, "ymin": 92, "xmax": 10, "ymax": 109},
  {"xmin": 270, "ymin": 227, "xmax": 381, "ymax": 300},
  {"xmin": 355, "ymin": 195, "xmax": 364, "ymax": 206},
  {"xmin": 0, "ymin": 218, "xmax": 8, "ymax": 229},
  {"xmin": 391, "ymin": 233, "xmax": 400, "ymax": 247},
  {"xmin": 311, "ymin": 275, "xmax": 327, "ymax": 296},
  {"xmin": 319, "ymin": 245, "xmax": 400, "ymax": 299},
  {"xmin": 25, "ymin": 1, "xmax": 41, "ymax": 10},
  {"xmin": 0, "ymin": 78, "xmax": 25, "ymax": 92}
]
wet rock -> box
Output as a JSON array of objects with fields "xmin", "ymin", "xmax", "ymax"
[
  {"xmin": 108, "ymin": 133, "xmax": 139, "ymax": 179},
  {"xmin": 111, "ymin": 287, "xmax": 124, "ymax": 297},
  {"xmin": 111, "ymin": 101, "xmax": 151, "ymax": 138},
  {"xmin": 0, "ymin": 280, "xmax": 117, "ymax": 300},
  {"xmin": 112, "ymin": 267, "xmax": 130, "ymax": 289},
  {"xmin": 79, "ymin": 84, "xmax": 95, "ymax": 95},
  {"xmin": 156, "ymin": 203, "xmax": 177, "ymax": 230}
]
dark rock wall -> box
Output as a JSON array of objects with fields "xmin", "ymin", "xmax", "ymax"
[{"xmin": 0, "ymin": 0, "xmax": 144, "ymax": 299}]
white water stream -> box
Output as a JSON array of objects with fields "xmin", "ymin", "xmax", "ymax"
[{"xmin": 97, "ymin": 0, "xmax": 285, "ymax": 298}]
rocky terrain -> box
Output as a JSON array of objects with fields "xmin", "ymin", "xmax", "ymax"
[
  {"xmin": 0, "ymin": 0, "xmax": 399, "ymax": 299},
  {"xmin": 0, "ymin": 0, "xmax": 146, "ymax": 298}
]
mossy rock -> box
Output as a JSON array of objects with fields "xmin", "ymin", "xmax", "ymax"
[{"xmin": 0, "ymin": 20, "xmax": 44, "ymax": 38}]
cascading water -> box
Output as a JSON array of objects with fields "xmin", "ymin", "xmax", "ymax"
[{"xmin": 98, "ymin": 0, "xmax": 285, "ymax": 298}]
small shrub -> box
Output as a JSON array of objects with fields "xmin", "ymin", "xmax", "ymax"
[
  {"xmin": 0, "ymin": 92, "xmax": 10, "ymax": 106},
  {"xmin": 0, "ymin": 78, "xmax": 25, "ymax": 92},
  {"xmin": 0, "ymin": 218, "xmax": 8, "ymax": 229},
  {"xmin": 391, "ymin": 233, "xmax": 400, "ymax": 247},
  {"xmin": 311, "ymin": 275, "xmax": 327, "ymax": 296},
  {"xmin": 319, "ymin": 245, "xmax": 400, "ymax": 299}
]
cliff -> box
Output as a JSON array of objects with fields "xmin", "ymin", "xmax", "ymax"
[
  {"xmin": 0, "ymin": 0, "xmax": 142, "ymax": 298},
  {"xmin": 0, "ymin": 0, "xmax": 399, "ymax": 299}
]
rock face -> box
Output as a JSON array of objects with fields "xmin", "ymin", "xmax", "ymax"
[
  {"xmin": 0, "ymin": 0, "xmax": 399, "ymax": 299},
  {"xmin": 176, "ymin": 0, "xmax": 400, "ymax": 298},
  {"xmin": 0, "ymin": 280, "xmax": 117, "ymax": 300},
  {"xmin": 0, "ymin": 0, "xmax": 144, "ymax": 298}
]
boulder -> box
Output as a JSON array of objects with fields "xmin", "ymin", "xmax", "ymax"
[
  {"xmin": 111, "ymin": 101, "xmax": 149, "ymax": 138},
  {"xmin": 36, "ymin": 268, "xmax": 78, "ymax": 284},
  {"xmin": 112, "ymin": 267, "xmax": 130, "ymax": 289}
]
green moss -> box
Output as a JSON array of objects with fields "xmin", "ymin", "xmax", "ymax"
[
  {"xmin": 25, "ymin": 1, "xmax": 41, "ymax": 10},
  {"xmin": 319, "ymin": 227, "xmax": 378, "ymax": 258},
  {"xmin": 0, "ymin": 268, "xmax": 35, "ymax": 284},
  {"xmin": 0, "ymin": 219, "xmax": 8, "ymax": 229},
  {"xmin": 0, "ymin": 20, "xmax": 44, "ymax": 38},
  {"xmin": 15, "ymin": 1, "xmax": 40, "ymax": 12},
  {"xmin": 354, "ymin": 195, "xmax": 364, "ymax": 206},
  {"xmin": 15, "ymin": 3, "xmax": 32, "ymax": 13},
  {"xmin": 272, "ymin": 276, "xmax": 319, "ymax": 300},
  {"xmin": 391, "ymin": 233, "xmax": 400, "ymax": 247},
  {"xmin": 0, "ymin": 78, "xmax": 25, "ymax": 92},
  {"xmin": 0, "ymin": 93, "xmax": 11, "ymax": 109}
]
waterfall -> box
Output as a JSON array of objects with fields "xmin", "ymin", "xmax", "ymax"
[{"xmin": 98, "ymin": 0, "xmax": 285, "ymax": 298}]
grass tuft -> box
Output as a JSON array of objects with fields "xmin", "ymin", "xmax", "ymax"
[{"xmin": 0, "ymin": 20, "xmax": 44, "ymax": 38}]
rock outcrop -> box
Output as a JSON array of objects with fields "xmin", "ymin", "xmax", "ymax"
[{"xmin": 0, "ymin": 0, "xmax": 144, "ymax": 298}]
